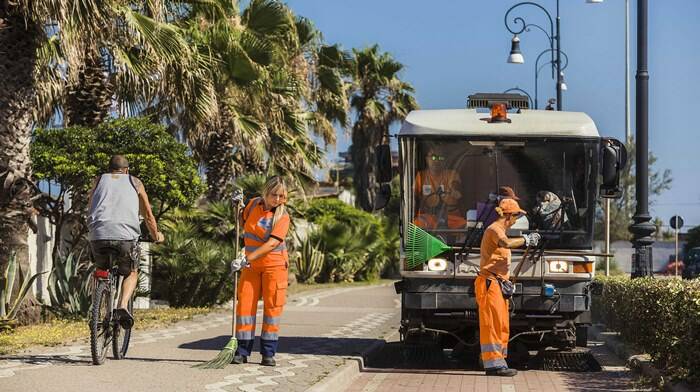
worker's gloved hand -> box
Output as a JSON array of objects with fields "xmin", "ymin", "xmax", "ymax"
[
  {"xmin": 522, "ymin": 232, "xmax": 542, "ymax": 247},
  {"xmin": 229, "ymin": 255, "xmax": 249, "ymax": 274}
]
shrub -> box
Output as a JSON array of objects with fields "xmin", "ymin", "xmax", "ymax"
[
  {"xmin": 303, "ymin": 198, "xmax": 399, "ymax": 282},
  {"xmin": 150, "ymin": 207, "xmax": 235, "ymax": 307},
  {"xmin": 594, "ymin": 276, "xmax": 700, "ymax": 384}
]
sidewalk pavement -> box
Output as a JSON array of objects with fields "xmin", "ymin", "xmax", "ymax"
[{"xmin": 0, "ymin": 284, "xmax": 400, "ymax": 392}]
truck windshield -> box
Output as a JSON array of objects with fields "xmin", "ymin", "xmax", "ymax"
[{"xmin": 402, "ymin": 138, "xmax": 598, "ymax": 249}]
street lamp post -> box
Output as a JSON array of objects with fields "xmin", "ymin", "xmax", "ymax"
[
  {"xmin": 629, "ymin": 0, "xmax": 655, "ymax": 278},
  {"xmin": 505, "ymin": 0, "xmax": 602, "ymax": 111},
  {"xmin": 505, "ymin": 1, "xmax": 561, "ymax": 110}
]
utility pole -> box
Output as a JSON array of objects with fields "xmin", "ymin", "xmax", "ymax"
[{"xmin": 629, "ymin": 0, "xmax": 655, "ymax": 278}]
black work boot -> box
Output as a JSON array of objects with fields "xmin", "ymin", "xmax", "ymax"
[
  {"xmin": 485, "ymin": 367, "xmax": 518, "ymax": 377},
  {"xmin": 261, "ymin": 356, "xmax": 276, "ymax": 367},
  {"xmin": 231, "ymin": 355, "xmax": 247, "ymax": 364}
]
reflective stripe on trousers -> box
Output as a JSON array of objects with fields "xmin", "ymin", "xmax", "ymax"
[
  {"xmin": 234, "ymin": 264, "xmax": 288, "ymax": 357},
  {"xmin": 475, "ymin": 275, "xmax": 510, "ymax": 370}
]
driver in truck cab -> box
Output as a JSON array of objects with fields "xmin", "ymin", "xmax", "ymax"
[{"xmin": 413, "ymin": 148, "xmax": 466, "ymax": 230}]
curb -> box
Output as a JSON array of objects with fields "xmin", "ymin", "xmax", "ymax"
[
  {"xmin": 305, "ymin": 332, "xmax": 395, "ymax": 392},
  {"xmin": 591, "ymin": 324, "xmax": 695, "ymax": 392}
]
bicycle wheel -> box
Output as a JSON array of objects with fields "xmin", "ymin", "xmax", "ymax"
[
  {"xmin": 112, "ymin": 294, "xmax": 133, "ymax": 359},
  {"xmin": 90, "ymin": 280, "xmax": 111, "ymax": 365}
]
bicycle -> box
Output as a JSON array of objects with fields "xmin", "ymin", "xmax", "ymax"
[{"xmin": 89, "ymin": 246, "xmax": 136, "ymax": 365}]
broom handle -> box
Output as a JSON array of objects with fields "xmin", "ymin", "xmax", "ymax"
[
  {"xmin": 232, "ymin": 201, "xmax": 242, "ymax": 337},
  {"xmin": 232, "ymin": 273, "xmax": 237, "ymax": 336}
]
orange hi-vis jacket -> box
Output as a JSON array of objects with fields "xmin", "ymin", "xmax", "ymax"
[
  {"xmin": 242, "ymin": 197, "xmax": 290, "ymax": 267},
  {"xmin": 479, "ymin": 219, "xmax": 511, "ymax": 280},
  {"xmin": 414, "ymin": 169, "xmax": 462, "ymax": 211}
]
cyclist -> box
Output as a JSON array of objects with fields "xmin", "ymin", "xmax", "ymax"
[{"xmin": 87, "ymin": 155, "xmax": 164, "ymax": 329}]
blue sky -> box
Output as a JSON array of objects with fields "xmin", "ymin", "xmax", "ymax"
[{"xmin": 286, "ymin": 0, "xmax": 700, "ymax": 233}]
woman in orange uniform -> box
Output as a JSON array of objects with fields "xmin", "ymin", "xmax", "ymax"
[
  {"xmin": 476, "ymin": 198, "xmax": 540, "ymax": 377},
  {"xmin": 232, "ymin": 176, "xmax": 290, "ymax": 366}
]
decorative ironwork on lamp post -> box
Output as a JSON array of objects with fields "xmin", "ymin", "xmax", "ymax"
[
  {"xmin": 534, "ymin": 48, "xmax": 568, "ymax": 109},
  {"xmin": 504, "ymin": 1, "xmax": 601, "ymax": 111},
  {"xmin": 504, "ymin": 48, "xmax": 567, "ymax": 110},
  {"xmin": 505, "ymin": 1, "xmax": 562, "ymax": 110}
]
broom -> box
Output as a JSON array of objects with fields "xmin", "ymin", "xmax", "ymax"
[
  {"xmin": 194, "ymin": 194, "xmax": 244, "ymax": 369},
  {"xmin": 405, "ymin": 222, "xmax": 452, "ymax": 269}
]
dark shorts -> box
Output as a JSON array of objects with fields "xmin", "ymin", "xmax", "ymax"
[{"xmin": 90, "ymin": 240, "xmax": 140, "ymax": 276}]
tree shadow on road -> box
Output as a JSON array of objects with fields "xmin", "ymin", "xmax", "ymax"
[
  {"xmin": 0, "ymin": 354, "xmax": 89, "ymax": 367},
  {"xmin": 179, "ymin": 335, "xmax": 383, "ymax": 356}
]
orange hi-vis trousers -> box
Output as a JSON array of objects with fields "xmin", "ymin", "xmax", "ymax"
[
  {"xmin": 235, "ymin": 263, "xmax": 288, "ymax": 357},
  {"xmin": 475, "ymin": 275, "xmax": 510, "ymax": 370}
]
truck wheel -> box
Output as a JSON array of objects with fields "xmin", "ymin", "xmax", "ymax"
[{"xmin": 575, "ymin": 326, "xmax": 588, "ymax": 347}]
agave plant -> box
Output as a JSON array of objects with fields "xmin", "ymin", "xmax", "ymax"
[
  {"xmin": 1, "ymin": 252, "xmax": 45, "ymax": 331},
  {"xmin": 294, "ymin": 235, "xmax": 324, "ymax": 283},
  {"xmin": 46, "ymin": 251, "xmax": 94, "ymax": 317}
]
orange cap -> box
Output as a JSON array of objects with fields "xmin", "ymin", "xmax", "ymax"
[{"xmin": 499, "ymin": 198, "xmax": 526, "ymax": 215}]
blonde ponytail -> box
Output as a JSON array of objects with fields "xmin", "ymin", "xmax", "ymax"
[{"xmin": 262, "ymin": 176, "xmax": 288, "ymax": 229}]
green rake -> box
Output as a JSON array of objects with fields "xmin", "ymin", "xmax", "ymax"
[{"xmin": 405, "ymin": 223, "xmax": 452, "ymax": 269}]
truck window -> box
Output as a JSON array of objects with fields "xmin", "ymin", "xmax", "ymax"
[{"xmin": 403, "ymin": 138, "xmax": 597, "ymax": 249}]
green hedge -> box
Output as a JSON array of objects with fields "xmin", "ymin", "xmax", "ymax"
[{"xmin": 594, "ymin": 276, "xmax": 700, "ymax": 384}]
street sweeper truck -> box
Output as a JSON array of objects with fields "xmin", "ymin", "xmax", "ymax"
[{"xmin": 376, "ymin": 93, "xmax": 626, "ymax": 362}]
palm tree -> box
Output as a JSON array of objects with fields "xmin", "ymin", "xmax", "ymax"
[
  {"xmin": 0, "ymin": 0, "xmax": 218, "ymax": 294},
  {"xmin": 348, "ymin": 45, "xmax": 418, "ymax": 211},
  {"xmin": 173, "ymin": 0, "xmax": 350, "ymax": 201}
]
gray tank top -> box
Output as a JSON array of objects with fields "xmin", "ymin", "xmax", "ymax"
[{"xmin": 88, "ymin": 173, "xmax": 141, "ymax": 241}]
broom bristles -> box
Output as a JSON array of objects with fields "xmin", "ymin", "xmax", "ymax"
[{"xmin": 192, "ymin": 338, "xmax": 237, "ymax": 369}]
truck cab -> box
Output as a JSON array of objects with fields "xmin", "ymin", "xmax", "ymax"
[{"xmin": 389, "ymin": 93, "xmax": 625, "ymax": 359}]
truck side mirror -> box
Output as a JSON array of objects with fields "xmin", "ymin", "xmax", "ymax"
[
  {"xmin": 599, "ymin": 138, "xmax": 627, "ymax": 199},
  {"xmin": 376, "ymin": 144, "xmax": 393, "ymax": 183}
]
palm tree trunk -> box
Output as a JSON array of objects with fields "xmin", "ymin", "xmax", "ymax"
[
  {"xmin": 0, "ymin": 10, "xmax": 41, "ymax": 322},
  {"xmin": 64, "ymin": 49, "xmax": 112, "ymax": 127},
  {"xmin": 204, "ymin": 126, "xmax": 235, "ymax": 202},
  {"xmin": 351, "ymin": 129, "xmax": 377, "ymax": 212}
]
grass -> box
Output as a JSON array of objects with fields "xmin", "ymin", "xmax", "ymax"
[
  {"xmin": 0, "ymin": 280, "xmax": 393, "ymax": 356},
  {"xmin": 0, "ymin": 307, "xmax": 211, "ymax": 356}
]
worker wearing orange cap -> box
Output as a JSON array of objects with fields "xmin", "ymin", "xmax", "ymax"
[
  {"xmin": 476, "ymin": 198, "xmax": 540, "ymax": 377},
  {"xmin": 231, "ymin": 176, "xmax": 290, "ymax": 367},
  {"xmin": 414, "ymin": 148, "xmax": 466, "ymax": 230}
]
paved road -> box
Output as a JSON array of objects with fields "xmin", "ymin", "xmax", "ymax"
[
  {"xmin": 1, "ymin": 283, "xmax": 649, "ymax": 392},
  {"xmin": 0, "ymin": 284, "xmax": 400, "ymax": 392},
  {"xmin": 344, "ymin": 324, "xmax": 651, "ymax": 392}
]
